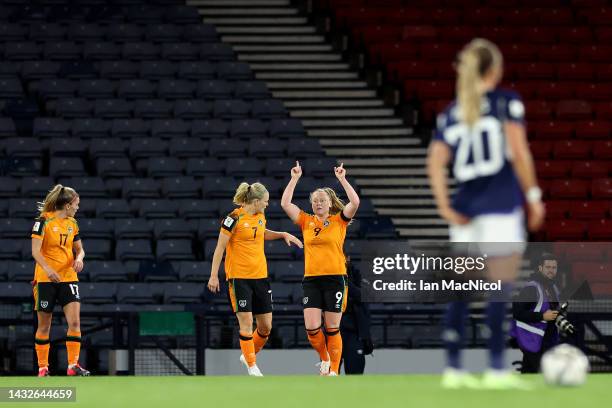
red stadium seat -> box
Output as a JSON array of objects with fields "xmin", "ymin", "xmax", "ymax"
[
  {"xmin": 500, "ymin": 8, "xmax": 540, "ymax": 25},
  {"xmin": 569, "ymin": 200, "xmax": 610, "ymax": 219},
  {"xmin": 479, "ymin": 26, "xmax": 515, "ymax": 43},
  {"xmin": 369, "ymin": 42, "xmax": 417, "ymax": 64},
  {"xmin": 557, "ymin": 26, "xmax": 592, "ymax": 43},
  {"xmin": 575, "ymin": 121, "xmax": 611, "ymax": 139},
  {"xmin": 579, "ymin": 46, "xmax": 612, "ymax": 62},
  {"xmin": 545, "ymin": 200, "xmax": 572, "ymax": 220},
  {"xmin": 529, "ymin": 140, "xmax": 553, "ymax": 159},
  {"xmin": 594, "ymin": 101, "xmax": 612, "ymax": 119},
  {"xmin": 357, "ymin": 26, "xmax": 402, "ymax": 46},
  {"xmin": 515, "ymin": 62, "xmax": 555, "ymax": 80},
  {"xmin": 464, "ymin": 8, "xmax": 501, "ymax": 25},
  {"xmin": 591, "ymin": 282, "xmax": 612, "ymax": 297},
  {"xmin": 549, "ymin": 179, "xmax": 590, "ymax": 199},
  {"xmin": 401, "ymin": 25, "xmax": 438, "ymax": 41},
  {"xmin": 436, "ymin": 26, "xmax": 478, "ymax": 44},
  {"xmin": 413, "ymin": 80, "xmax": 454, "ymax": 100},
  {"xmin": 540, "ymin": 8, "xmax": 575, "ymax": 25},
  {"xmin": 384, "ymin": 8, "xmax": 426, "ymax": 25},
  {"xmin": 580, "ymin": 7, "xmax": 612, "ymax": 25},
  {"xmin": 571, "ymin": 262, "xmax": 610, "ymax": 282},
  {"xmin": 595, "ymin": 27, "xmax": 612, "ymax": 43},
  {"xmin": 535, "ymin": 160, "xmax": 572, "ymax": 179},
  {"xmin": 389, "ymin": 61, "xmax": 433, "ymax": 81},
  {"xmin": 546, "ymin": 220, "xmax": 587, "ymax": 241},
  {"xmin": 588, "ymin": 219, "xmax": 612, "ymax": 240},
  {"xmin": 421, "ymin": 99, "xmax": 449, "ymax": 124},
  {"xmin": 535, "ymin": 81, "xmax": 576, "ymax": 100},
  {"xmin": 555, "ymin": 100, "xmax": 593, "ymax": 120},
  {"xmin": 538, "ymin": 44, "xmax": 577, "ymax": 62},
  {"xmin": 553, "ymin": 140, "xmax": 591, "ymax": 159},
  {"xmin": 335, "ymin": 8, "xmax": 383, "ymax": 27},
  {"xmin": 557, "ymin": 64, "xmax": 595, "ymax": 81},
  {"xmin": 595, "ymin": 63, "xmax": 612, "ymax": 81},
  {"xmin": 525, "ymin": 101, "xmax": 553, "ymax": 120},
  {"xmin": 575, "ymin": 83, "xmax": 612, "ymax": 101},
  {"xmin": 519, "ymin": 27, "xmax": 557, "ymax": 44},
  {"xmin": 419, "ymin": 43, "xmax": 459, "ymax": 61},
  {"xmin": 531, "ymin": 121, "xmax": 574, "ymax": 139},
  {"xmin": 571, "ymin": 161, "xmax": 609, "ymax": 179},
  {"xmin": 592, "ymin": 141, "xmax": 612, "ymax": 159},
  {"xmin": 429, "ymin": 8, "xmax": 462, "ymax": 25},
  {"xmin": 501, "ymin": 44, "xmax": 539, "ymax": 62},
  {"xmin": 559, "ymin": 242, "xmax": 605, "ymax": 262},
  {"xmin": 591, "ymin": 178, "xmax": 612, "ymax": 199}
]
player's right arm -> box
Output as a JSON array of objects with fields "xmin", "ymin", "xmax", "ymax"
[
  {"xmin": 505, "ymin": 121, "xmax": 545, "ymax": 232},
  {"xmin": 427, "ymin": 140, "xmax": 469, "ymax": 226},
  {"xmin": 281, "ymin": 161, "xmax": 302, "ymax": 223},
  {"xmin": 208, "ymin": 231, "xmax": 230, "ymax": 293},
  {"xmin": 31, "ymin": 236, "xmax": 61, "ymax": 283}
]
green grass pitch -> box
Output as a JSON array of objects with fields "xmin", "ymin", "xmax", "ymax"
[{"xmin": 2, "ymin": 374, "xmax": 610, "ymax": 408}]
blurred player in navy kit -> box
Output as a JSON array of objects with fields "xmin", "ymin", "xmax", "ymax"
[{"xmin": 428, "ymin": 38, "xmax": 545, "ymax": 389}]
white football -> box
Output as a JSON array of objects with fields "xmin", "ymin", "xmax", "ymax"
[{"xmin": 541, "ymin": 344, "xmax": 590, "ymax": 386}]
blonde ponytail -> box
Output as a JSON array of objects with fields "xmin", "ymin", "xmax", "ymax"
[
  {"xmin": 456, "ymin": 38, "xmax": 503, "ymax": 127},
  {"xmin": 233, "ymin": 182, "xmax": 268, "ymax": 205},
  {"xmin": 37, "ymin": 184, "xmax": 78, "ymax": 217}
]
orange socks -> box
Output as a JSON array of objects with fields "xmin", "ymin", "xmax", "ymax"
[
  {"xmin": 65, "ymin": 330, "xmax": 81, "ymax": 367},
  {"xmin": 35, "ymin": 334, "xmax": 50, "ymax": 368},
  {"xmin": 239, "ymin": 332, "xmax": 256, "ymax": 367},
  {"xmin": 326, "ymin": 328, "xmax": 342, "ymax": 374},
  {"xmin": 306, "ymin": 327, "xmax": 329, "ymax": 362},
  {"xmin": 253, "ymin": 330, "xmax": 269, "ymax": 354}
]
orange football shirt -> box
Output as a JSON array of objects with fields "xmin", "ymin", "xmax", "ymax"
[
  {"xmin": 220, "ymin": 207, "xmax": 268, "ymax": 279},
  {"xmin": 31, "ymin": 212, "xmax": 80, "ymax": 283},
  {"xmin": 296, "ymin": 211, "xmax": 349, "ymax": 277}
]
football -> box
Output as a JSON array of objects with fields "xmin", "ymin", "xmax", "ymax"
[{"xmin": 541, "ymin": 344, "xmax": 590, "ymax": 387}]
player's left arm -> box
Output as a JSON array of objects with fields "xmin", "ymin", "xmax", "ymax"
[
  {"xmin": 72, "ymin": 238, "xmax": 85, "ymax": 273},
  {"xmin": 334, "ymin": 163, "xmax": 360, "ymax": 219},
  {"xmin": 264, "ymin": 229, "xmax": 303, "ymax": 248}
]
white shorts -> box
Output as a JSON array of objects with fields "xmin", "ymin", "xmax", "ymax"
[{"xmin": 449, "ymin": 208, "xmax": 526, "ymax": 256}]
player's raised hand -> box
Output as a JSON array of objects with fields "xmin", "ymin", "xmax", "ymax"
[
  {"xmin": 207, "ymin": 275, "xmax": 220, "ymax": 293},
  {"xmin": 439, "ymin": 206, "xmax": 470, "ymax": 226},
  {"xmin": 291, "ymin": 161, "xmax": 302, "ymax": 179},
  {"xmin": 334, "ymin": 162, "xmax": 346, "ymax": 180},
  {"xmin": 527, "ymin": 201, "xmax": 545, "ymax": 232},
  {"xmin": 283, "ymin": 232, "xmax": 303, "ymax": 249}
]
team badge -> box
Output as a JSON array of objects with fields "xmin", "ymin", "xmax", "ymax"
[
  {"xmin": 323, "ymin": 220, "xmax": 330, "ymax": 227},
  {"xmin": 258, "ymin": 220, "xmax": 263, "ymax": 225},
  {"xmin": 40, "ymin": 301, "xmax": 48, "ymax": 308},
  {"xmin": 309, "ymin": 222, "xmax": 315, "ymax": 227},
  {"xmin": 303, "ymin": 297, "xmax": 309, "ymax": 305},
  {"xmin": 67, "ymin": 227, "xmax": 73, "ymax": 234},
  {"xmin": 239, "ymin": 300, "xmax": 247, "ymax": 307}
]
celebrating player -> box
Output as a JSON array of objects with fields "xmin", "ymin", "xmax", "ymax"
[
  {"xmin": 207, "ymin": 182, "xmax": 302, "ymax": 376},
  {"xmin": 427, "ymin": 39, "xmax": 544, "ymax": 389},
  {"xmin": 281, "ymin": 162, "xmax": 359, "ymax": 376},
  {"xmin": 31, "ymin": 184, "xmax": 89, "ymax": 377}
]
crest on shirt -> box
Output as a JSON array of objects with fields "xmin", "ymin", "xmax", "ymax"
[
  {"xmin": 323, "ymin": 220, "xmax": 330, "ymax": 227},
  {"xmin": 258, "ymin": 219, "xmax": 263, "ymax": 225},
  {"xmin": 309, "ymin": 222, "xmax": 315, "ymax": 227},
  {"xmin": 303, "ymin": 297, "xmax": 309, "ymax": 305},
  {"xmin": 239, "ymin": 300, "xmax": 247, "ymax": 307},
  {"xmin": 67, "ymin": 227, "xmax": 74, "ymax": 234},
  {"xmin": 40, "ymin": 301, "xmax": 48, "ymax": 308}
]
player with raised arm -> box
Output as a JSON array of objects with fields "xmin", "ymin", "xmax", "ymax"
[
  {"xmin": 427, "ymin": 39, "xmax": 545, "ymax": 389},
  {"xmin": 207, "ymin": 182, "xmax": 302, "ymax": 376},
  {"xmin": 281, "ymin": 162, "xmax": 359, "ymax": 376},
  {"xmin": 31, "ymin": 185, "xmax": 89, "ymax": 377}
]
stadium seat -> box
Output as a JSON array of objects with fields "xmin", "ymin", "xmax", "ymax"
[
  {"xmin": 571, "ymin": 161, "xmax": 608, "ymax": 179},
  {"xmin": 273, "ymin": 261, "xmax": 304, "ymax": 282},
  {"xmin": 0, "ymin": 218, "xmax": 30, "ymax": 239},
  {"xmin": 545, "ymin": 220, "xmax": 587, "ymax": 241},
  {"xmin": 191, "ymin": 119, "xmax": 229, "ymax": 139},
  {"xmin": 201, "ymin": 176, "xmax": 238, "ymax": 198},
  {"xmin": 114, "ymin": 218, "xmax": 153, "ymax": 240},
  {"xmin": 575, "ymin": 120, "xmax": 610, "ymax": 139},
  {"xmin": 161, "ymin": 177, "xmax": 201, "ymax": 199},
  {"xmin": 77, "ymin": 218, "xmax": 114, "ymax": 240},
  {"xmin": 83, "ymin": 41, "xmax": 121, "ymax": 60},
  {"xmin": 208, "ymin": 139, "xmax": 247, "ymax": 157},
  {"xmin": 97, "ymin": 157, "xmax": 134, "ymax": 178},
  {"xmin": 68, "ymin": 23, "xmax": 105, "ymax": 42},
  {"xmin": 553, "ymin": 140, "xmax": 591, "ymax": 159},
  {"xmin": 139, "ymin": 60, "xmax": 176, "ymax": 80},
  {"xmin": 146, "ymin": 157, "xmax": 183, "ymax": 178},
  {"xmin": 217, "ymin": 62, "xmax": 252, "ymax": 80},
  {"xmin": 117, "ymin": 79, "xmax": 156, "ymax": 100},
  {"xmin": 197, "ymin": 218, "xmax": 222, "ymax": 240},
  {"xmin": 122, "ymin": 178, "xmax": 160, "ymax": 199},
  {"xmin": 90, "ymin": 139, "xmax": 127, "ymax": 159},
  {"xmin": 161, "ymin": 42, "xmax": 199, "ymax": 61},
  {"xmin": 156, "ymin": 239, "xmax": 194, "ymax": 261},
  {"xmin": 587, "ymin": 219, "xmax": 612, "ymax": 240},
  {"xmin": 269, "ymin": 118, "xmax": 306, "ymax": 139},
  {"xmin": 53, "ymin": 98, "xmax": 93, "ymax": 118},
  {"xmin": 138, "ymin": 260, "xmax": 178, "ymax": 282},
  {"xmin": 230, "ymin": 119, "xmax": 268, "ymax": 139},
  {"xmin": 0, "ymin": 282, "xmax": 36, "ymax": 302},
  {"xmin": 249, "ymin": 138, "xmax": 287, "ymax": 158},
  {"xmin": 556, "ymin": 100, "xmax": 593, "ymax": 120},
  {"xmin": 106, "ymin": 23, "xmax": 143, "ymax": 42},
  {"xmin": 169, "ymin": 138, "xmax": 208, "ymax": 158},
  {"xmin": 49, "ymin": 157, "xmax": 86, "ymax": 177},
  {"xmin": 72, "ymin": 118, "xmax": 111, "ymax": 139},
  {"xmin": 83, "ymin": 239, "xmax": 113, "ymax": 260},
  {"xmin": 178, "ymin": 200, "xmax": 218, "ymax": 220},
  {"xmin": 591, "ymin": 178, "xmax": 612, "ymax": 199},
  {"xmin": 225, "ymin": 158, "xmax": 265, "ymax": 177},
  {"xmin": 163, "ymin": 283, "xmax": 203, "ymax": 304},
  {"xmin": 0, "ymin": 178, "xmax": 20, "ymax": 198},
  {"xmin": 99, "ymin": 60, "xmax": 139, "ymax": 79},
  {"xmin": 569, "ymin": 200, "xmax": 610, "ymax": 220},
  {"xmin": 116, "ymin": 240, "xmax": 154, "ymax": 261},
  {"xmin": 177, "ymin": 261, "xmax": 212, "ymax": 282},
  {"xmin": 5, "ymin": 42, "xmax": 42, "ymax": 60},
  {"xmin": 151, "ymin": 119, "xmax": 190, "ymax": 139},
  {"xmin": 145, "ymin": 24, "xmax": 182, "ymax": 43},
  {"xmin": 88, "ymin": 261, "xmax": 129, "ymax": 282},
  {"xmin": 4, "ymin": 138, "xmax": 43, "ymax": 158},
  {"xmin": 234, "ymin": 81, "xmax": 270, "ymax": 100},
  {"xmin": 116, "ymin": 283, "xmax": 155, "ymax": 304},
  {"xmin": 138, "ymin": 199, "xmax": 179, "ymax": 219},
  {"xmin": 213, "ymin": 99, "xmax": 250, "ymax": 119},
  {"xmin": 185, "ymin": 158, "xmax": 225, "ymax": 177},
  {"xmin": 157, "ymin": 79, "xmax": 195, "ymax": 100},
  {"xmin": 549, "ymin": 179, "xmax": 589, "ymax": 199},
  {"xmin": 133, "ymin": 99, "xmax": 173, "ymax": 119},
  {"xmin": 252, "ymin": 99, "xmax": 287, "ymax": 119},
  {"xmin": 122, "ymin": 42, "xmax": 160, "ymax": 61},
  {"xmin": 96, "ymin": 199, "xmax": 132, "ymax": 219},
  {"xmin": 535, "ymin": 160, "xmax": 572, "ymax": 179},
  {"xmin": 196, "ymin": 80, "xmax": 234, "ymax": 100},
  {"xmin": 174, "ymin": 100, "xmax": 213, "ymax": 119}
]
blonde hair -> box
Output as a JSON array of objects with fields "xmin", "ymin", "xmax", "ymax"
[
  {"xmin": 233, "ymin": 182, "xmax": 268, "ymax": 205},
  {"xmin": 37, "ymin": 184, "xmax": 79, "ymax": 217},
  {"xmin": 310, "ymin": 188, "xmax": 345, "ymax": 215},
  {"xmin": 456, "ymin": 38, "xmax": 503, "ymax": 127}
]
